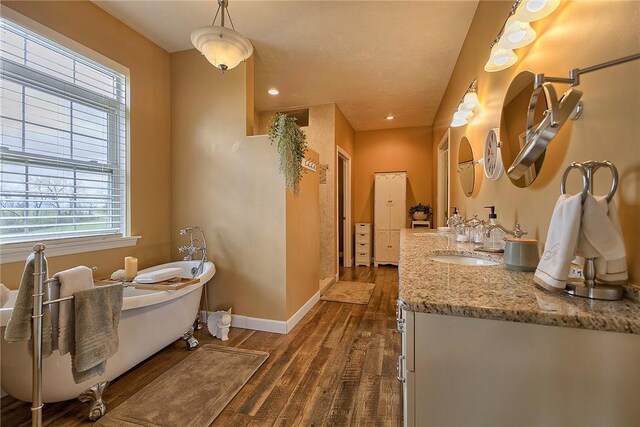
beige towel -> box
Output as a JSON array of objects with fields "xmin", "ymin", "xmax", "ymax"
[
  {"xmin": 72, "ymin": 283, "xmax": 123, "ymax": 384},
  {"xmin": 0, "ymin": 283, "xmax": 9, "ymax": 307},
  {"xmin": 578, "ymin": 195, "xmax": 628, "ymax": 283},
  {"xmin": 534, "ymin": 194, "xmax": 583, "ymax": 291},
  {"xmin": 3, "ymin": 254, "xmax": 54, "ymax": 357},
  {"xmin": 55, "ymin": 266, "xmax": 94, "ymax": 355}
]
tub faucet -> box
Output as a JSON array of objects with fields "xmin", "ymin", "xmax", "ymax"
[{"xmin": 179, "ymin": 226, "xmax": 208, "ymax": 277}]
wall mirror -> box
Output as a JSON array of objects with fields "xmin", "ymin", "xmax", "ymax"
[
  {"xmin": 458, "ymin": 136, "xmax": 475, "ymax": 197},
  {"xmin": 500, "ymin": 70, "xmax": 547, "ymax": 188}
]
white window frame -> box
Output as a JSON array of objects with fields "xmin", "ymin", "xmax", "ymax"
[{"xmin": 0, "ymin": 7, "xmax": 138, "ymax": 263}]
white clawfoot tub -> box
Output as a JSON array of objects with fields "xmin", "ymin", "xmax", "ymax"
[{"xmin": 0, "ymin": 260, "xmax": 215, "ymax": 403}]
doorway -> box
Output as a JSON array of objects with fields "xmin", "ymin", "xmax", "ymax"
[
  {"xmin": 337, "ymin": 147, "xmax": 352, "ymax": 268},
  {"xmin": 437, "ymin": 129, "xmax": 451, "ymax": 227}
]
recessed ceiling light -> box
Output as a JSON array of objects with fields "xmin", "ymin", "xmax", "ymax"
[
  {"xmin": 386, "ymin": 115, "xmax": 394, "ymax": 120},
  {"xmin": 267, "ymin": 88, "xmax": 279, "ymax": 95}
]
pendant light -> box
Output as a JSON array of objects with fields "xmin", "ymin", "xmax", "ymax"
[{"xmin": 191, "ymin": 0, "xmax": 253, "ymax": 73}]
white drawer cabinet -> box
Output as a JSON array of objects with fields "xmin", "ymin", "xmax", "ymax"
[{"xmin": 354, "ymin": 223, "xmax": 371, "ymax": 266}]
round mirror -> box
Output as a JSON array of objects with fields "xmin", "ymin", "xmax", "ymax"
[
  {"xmin": 458, "ymin": 136, "xmax": 475, "ymax": 197},
  {"xmin": 500, "ymin": 70, "xmax": 547, "ymax": 188}
]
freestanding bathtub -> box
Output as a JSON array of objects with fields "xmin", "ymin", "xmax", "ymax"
[{"xmin": 0, "ymin": 260, "xmax": 215, "ymax": 405}]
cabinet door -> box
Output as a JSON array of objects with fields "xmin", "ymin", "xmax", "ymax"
[
  {"xmin": 374, "ymin": 175, "xmax": 390, "ymax": 231},
  {"xmin": 388, "ymin": 173, "xmax": 407, "ymax": 229},
  {"xmin": 388, "ymin": 230, "xmax": 401, "ymax": 263},
  {"xmin": 375, "ymin": 230, "xmax": 389, "ymax": 262}
]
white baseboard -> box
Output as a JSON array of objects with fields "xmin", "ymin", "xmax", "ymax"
[
  {"xmin": 199, "ymin": 288, "xmax": 321, "ymax": 335},
  {"xmin": 319, "ymin": 276, "xmax": 335, "ymax": 293}
]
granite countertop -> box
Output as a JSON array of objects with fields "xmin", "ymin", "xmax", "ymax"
[{"xmin": 398, "ymin": 229, "xmax": 640, "ymax": 334}]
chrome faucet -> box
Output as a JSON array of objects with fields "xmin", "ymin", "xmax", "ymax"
[
  {"xmin": 484, "ymin": 222, "xmax": 527, "ymax": 239},
  {"xmin": 179, "ymin": 226, "xmax": 208, "ymax": 277}
]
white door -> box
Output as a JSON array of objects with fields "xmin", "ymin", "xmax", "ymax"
[
  {"xmin": 388, "ymin": 173, "xmax": 407, "ymax": 229},
  {"xmin": 388, "ymin": 230, "xmax": 401, "ymax": 262},
  {"xmin": 374, "ymin": 174, "xmax": 390, "ymax": 231},
  {"xmin": 375, "ymin": 230, "xmax": 390, "ymax": 262}
]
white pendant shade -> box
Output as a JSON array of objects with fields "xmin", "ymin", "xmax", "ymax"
[
  {"xmin": 191, "ymin": 26, "xmax": 253, "ymax": 72},
  {"xmin": 450, "ymin": 115, "xmax": 468, "ymax": 128},
  {"xmin": 460, "ymin": 92, "xmax": 480, "ymax": 112},
  {"xmin": 498, "ymin": 16, "xmax": 537, "ymax": 49},
  {"xmin": 484, "ymin": 45, "xmax": 518, "ymax": 72},
  {"xmin": 515, "ymin": 0, "xmax": 560, "ymax": 22},
  {"xmin": 451, "ymin": 109, "xmax": 472, "ymax": 127}
]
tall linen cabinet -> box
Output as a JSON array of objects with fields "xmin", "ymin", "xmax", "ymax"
[{"xmin": 374, "ymin": 172, "xmax": 407, "ymax": 266}]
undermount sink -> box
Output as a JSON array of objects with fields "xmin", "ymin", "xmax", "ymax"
[{"xmin": 429, "ymin": 255, "xmax": 499, "ymax": 266}]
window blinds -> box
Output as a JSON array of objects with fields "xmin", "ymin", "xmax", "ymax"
[{"xmin": 0, "ymin": 18, "xmax": 127, "ymax": 244}]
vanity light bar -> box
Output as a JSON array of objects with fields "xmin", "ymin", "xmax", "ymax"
[
  {"xmin": 450, "ymin": 78, "xmax": 480, "ymax": 128},
  {"xmin": 484, "ymin": 0, "xmax": 560, "ymax": 73}
]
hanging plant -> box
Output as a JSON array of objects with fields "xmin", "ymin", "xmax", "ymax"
[{"xmin": 268, "ymin": 113, "xmax": 308, "ymax": 195}]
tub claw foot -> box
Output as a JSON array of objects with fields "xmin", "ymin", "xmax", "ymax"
[
  {"xmin": 194, "ymin": 316, "xmax": 203, "ymax": 331},
  {"xmin": 78, "ymin": 380, "xmax": 109, "ymax": 421},
  {"xmin": 182, "ymin": 326, "xmax": 199, "ymax": 350}
]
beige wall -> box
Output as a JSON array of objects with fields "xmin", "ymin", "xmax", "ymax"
[
  {"xmin": 354, "ymin": 127, "xmax": 434, "ymax": 228},
  {"xmin": 335, "ymin": 105, "xmax": 355, "ymax": 262},
  {"xmin": 0, "ymin": 1, "xmax": 171, "ymax": 287},
  {"xmin": 432, "ymin": 0, "xmax": 640, "ymax": 282},
  {"xmin": 171, "ymin": 50, "xmax": 290, "ymax": 320},
  {"xmin": 259, "ymin": 104, "xmax": 337, "ymax": 281},
  {"xmin": 286, "ymin": 150, "xmax": 320, "ymax": 318}
]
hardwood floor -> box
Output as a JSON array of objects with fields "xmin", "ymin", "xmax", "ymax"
[{"xmin": 1, "ymin": 266, "xmax": 401, "ymax": 426}]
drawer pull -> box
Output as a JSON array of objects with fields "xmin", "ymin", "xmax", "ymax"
[{"xmin": 397, "ymin": 355, "xmax": 406, "ymax": 383}]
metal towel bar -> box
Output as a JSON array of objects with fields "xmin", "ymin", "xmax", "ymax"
[{"xmin": 30, "ymin": 245, "xmax": 97, "ymax": 427}]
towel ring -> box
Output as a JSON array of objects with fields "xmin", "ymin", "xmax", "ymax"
[
  {"xmin": 560, "ymin": 162, "xmax": 589, "ymax": 201},
  {"xmin": 587, "ymin": 160, "xmax": 618, "ymax": 202}
]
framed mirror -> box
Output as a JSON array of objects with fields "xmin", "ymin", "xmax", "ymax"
[
  {"xmin": 458, "ymin": 136, "xmax": 475, "ymax": 197},
  {"xmin": 500, "ymin": 70, "xmax": 547, "ymax": 188}
]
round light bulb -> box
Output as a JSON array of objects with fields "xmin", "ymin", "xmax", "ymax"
[
  {"xmin": 460, "ymin": 92, "xmax": 479, "ymax": 112},
  {"xmin": 515, "ymin": 0, "xmax": 560, "ymax": 22},
  {"xmin": 267, "ymin": 88, "xmax": 279, "ymax": 95},
  {"xmin": 450, "ymin": 116, "xmax": 468, "ymax": 128},
  {"xmin": 484, "ymin": 45, "xmax": 518, "ymax": 72},
  {"xmin": 499, "ymin": 16, "xmax": 536, "ymax": 49},
  {"xmin": 386, "ymin": 115, "xmax": 394, "ymax": 120}
]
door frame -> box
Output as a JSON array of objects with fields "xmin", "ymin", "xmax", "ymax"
[
  {"xmin": 437, "ymin": 129, "xmax": 451, "ymax": 227},
  {"xmin": 336, "ymin": 146, "xmax": 352, "ymax": 268}
]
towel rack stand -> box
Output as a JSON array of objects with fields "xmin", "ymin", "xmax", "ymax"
[
  {"xmin": 30, "ymin": 245, "xmax": 97, "ymax": 427},
  {"xmin": 560, "ymin": 161, "xmax": 625, "ymax": 301}
]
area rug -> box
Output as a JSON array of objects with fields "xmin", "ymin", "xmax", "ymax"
[
  {"xmin": 320, "ymin": 281, "xmax": 376, "ymax": 305},
  {"xmin": 95, "ymin": 345, "xmax": 269, "ymax": 427}
]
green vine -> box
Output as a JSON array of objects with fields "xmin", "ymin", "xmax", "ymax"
[{"xmin": 268, "ymin": 113, "xmax": 308, "ymax": 195}]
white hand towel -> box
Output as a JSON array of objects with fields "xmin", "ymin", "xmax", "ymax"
[
  {"xmin": 578, "ymin": 195, "xmax": 628, "ymax": 283},
  {"xmin": 534, "ymin": 194, "xmax": 583, "ymax": 291},
  {"xmin": 56, "ymin": 266, "xmax": 94, "ymax": 355}
]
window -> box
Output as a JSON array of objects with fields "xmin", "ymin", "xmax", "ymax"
[{"xmin": 0, "ymin": 17, "xmax": 128, "ymax": 247}]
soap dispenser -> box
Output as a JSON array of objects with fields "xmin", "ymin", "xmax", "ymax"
[{"xmin": 483, "ymin": 206, "xmax": 505, "ymax": 251}]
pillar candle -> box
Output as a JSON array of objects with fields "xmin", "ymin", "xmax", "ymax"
[{"xmin": 124, "ymin": 256, "xmax": 138, "ymax": 281}]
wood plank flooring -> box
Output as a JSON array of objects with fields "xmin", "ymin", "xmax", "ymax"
[{"xmin": 1, "ymin": 266, "xmax": 401, "ymax": 426}]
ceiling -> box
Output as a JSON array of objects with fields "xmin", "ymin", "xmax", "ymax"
[{"xmin": 94, "ymin": 1, "xmax": 479, "ymax": 131}]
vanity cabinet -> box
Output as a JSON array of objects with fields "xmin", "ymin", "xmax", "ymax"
[{"xmin": 397, "ymin": 306, "xmax": 640, "ymax": 426}]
